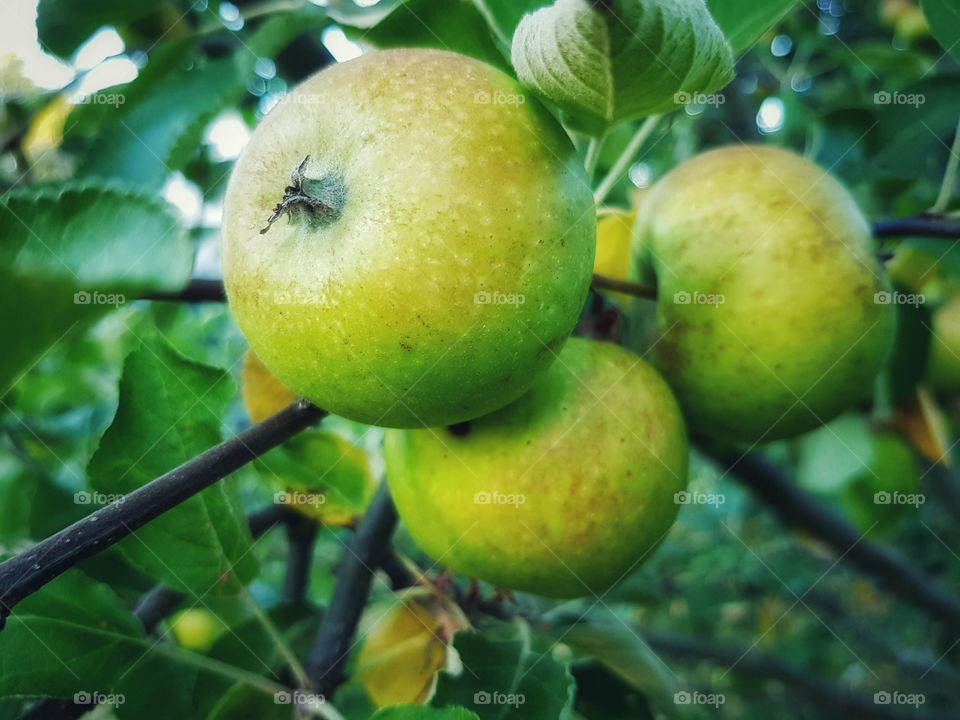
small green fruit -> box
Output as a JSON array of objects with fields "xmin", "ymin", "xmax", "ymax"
[
  {"xmin": 170, "ymin": 609, "xmax": 224, "ymax": 651},
  {"xmin": 385, "ymin": 338, "xmax": 688, "ymax": 598},
  {"xmin": 637, "ymin": 145, "xmax": 894, "ymax": 443},
  {"xmin": 223, "ymin": 49, "xmax": 595, "ymax": 428}
]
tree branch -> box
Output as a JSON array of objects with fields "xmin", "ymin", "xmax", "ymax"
[
  {"xmin": 307, "ymin": 484, "xmax": 398, "ymax": 697},
  {"xmin": 717, "ymin": 450, "xmax": 960, "ymax": 631},
  {"xmin": 590, "ymin": 273, "xmax": 657, "ymax": 299},
  {"xmin": 0, "ymin": 401, "xmax": 325, "ymax": 629},
  {"xmin": 142, "ymin": 278, "xmax": 227, "ymax": 302},
  {"xmin": 644, "ymin": 628, "xmax": 954, "ymax": 720},
  {"xmin": 283, "ymin": 513, "xmax": 319, "ymax": 603},
  {"xmin": 872, "ymin": 214, "xmax": 960, "ymax": 240}
]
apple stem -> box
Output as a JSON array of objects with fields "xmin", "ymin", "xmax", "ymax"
[{"xmin": 260, "ymin": 155, "xmax": 346, "ymax": 234}]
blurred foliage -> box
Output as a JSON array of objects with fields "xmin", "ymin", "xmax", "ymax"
[{"xmin": 0, "ymin": 0, "xmax": 959, "ymax": 719}]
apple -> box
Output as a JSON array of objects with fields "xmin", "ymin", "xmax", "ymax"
[
  {"xmin": 593, "ymin": 210, "xmax": 636, "ymax": 304},
  {"xmin": 169, "ymin": 609, "xmax": 225, "ymax": 651},
  {"xmin": 241, "ymin": 349, "xmax": 297, "ymax": 423},
  {"xmin": 926, "ymin": 296, "xmax": 960, "ymax": 392},
  {"xmin": 223, "ymin": 49, "xmax": 595, "ymax": 428},
  {"xmin": 636, "ymin": 145, "xmax": 894, "ymax": 443},
  {"xmin": 384, "ymin": 337, "xmax": 688, "ymax": 598}
]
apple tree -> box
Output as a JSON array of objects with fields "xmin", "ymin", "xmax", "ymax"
[{"xmin": 1, "ymin": 0, "xmax": 960, "ymax": 719}]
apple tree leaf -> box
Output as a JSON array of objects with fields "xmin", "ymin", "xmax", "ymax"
[
  {"xmin": 78, "ymin": 10, "xmax": 323, "ymax": 189},
  {"xmin": 334, "ymin": 0, "xmax": 509, "ymax": 71},
  {"xmin": 511, "ymin": 0, "xmax": 734, "ymax": 134},
  {"xmin": 921, "ymin": 0, "xmax": 960, "ymax": 61},
  {"xmin": 0, "ymin": 183, "xmax": 190, "ymax": 397},
  {"xmin": 87, "ymin": 335, "xmax": 258, "ymax": 596},
  {"xmin": 558, "ymin": 621, "xmax": 676, "ymax": 713},
  {"xmin": 471, "ymin": 0, "xmax": 551, "ymax": 47},
  {"xmin": 373, "ymin": 707, "xmax": 481, "ymax": 720},
  {"xmin": 433, "ymin": 619, "xmax": 574, "ymax": 719},
  {"xmin": 0, "ymin": 570, "xmax": 147, "ymax": 698},
  {"xmin": 36, "ymin": 0, "xmax": 166, "ymax": 58},
  {"xmin": 705, "ymin": 0, "xmax": 802, "ymax": 54}
]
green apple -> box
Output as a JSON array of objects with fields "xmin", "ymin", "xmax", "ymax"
[
  {"xmin": 636, "ymin": 145, "xmax": 894, "ymax": 443},
  {"xmin": 385, "ymin": 338, "xmax": 688, "ymax": 598},
  {"xmin": 223, "ymin": 49, "xmax": 595, "ymax": 428},
  {"xmin": 926, "ymin": 296, "xmax": 960, "ymax": 392},
  {"xmin": 169, "ymin": 609, "xmax": 225, "ymax": 651}
]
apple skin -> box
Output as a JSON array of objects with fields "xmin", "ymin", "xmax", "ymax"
[
  {"xmin": 636, "ymin": 146, "xmax": 894, "ymax": 443},
  {"xmin": 926, "ymin": 296, "xmax": 960, "ymax": 392},
  {"xmin": 384, "ymin": 338, "xmax": 688, "ymax": 598},
  {"xmin": 223, "ymin": 49, "xmax": 595, "ymax": 428}
]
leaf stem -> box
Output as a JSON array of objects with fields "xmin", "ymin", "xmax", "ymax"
[
  {"xmin": 584, "ymin": 134, "xmax": 603, "ymax": 181},
  {"xmin": 932, "ymin": 114, "xmax": 960, "ymax": 214},
  {"xmin": 593, "ymin": 115, "xmax": 661, "ymax": 205}
]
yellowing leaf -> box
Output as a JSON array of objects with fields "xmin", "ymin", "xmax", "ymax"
[
  {"xmin": 357, "ymin": 594, "xmax": 459, "ymax": 708},
  {"xmin": 241, "ymin": 349, "xmax": 298, "ymax": 422},
  {"xmin": 894, "ymin": 387, "xmax": 951, "ymax": 466},
  {"xmin": 22, "ymin": 96, "xmax": 71, "ymax": 159},
  {"xmin": 594, "ymin": 210, "xmax": 635, "ymax": 303}
]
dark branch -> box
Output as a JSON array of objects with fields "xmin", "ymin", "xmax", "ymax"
[
  {"xmin": 590, "ymin": 273, "xmax": 657, "ymax": 299},
  {"xmin": 307, "ymin": 484, "xmax": 398, "ymax": 697},
  {"xmin": 0, "ymin": 401, "xmax": 325, "ymax": 629},
  {"xmin": 645, "ymin": 628, "xmax": 955, "ymax": 720},
  {"xmin": 283, "ymin": 514, "xmax": 319, "ymax": 603},
  {"xmin": 872, "ymin": 214, "xmax": 960, "ymax": 240},
  {"xmin": 718, "ymin": 450, "xmax": 960, "ymax": 631},
  {"xmin": 141, "ymin": 279, "xmax": 227, "ymax": 303}
]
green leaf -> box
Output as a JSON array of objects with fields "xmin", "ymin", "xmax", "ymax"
[
  {"xmin": 336, "ymin": 0, "xmax": 510, "ymax": 71},
  {"xmin": 205, "ymin": 684, "xmax": 292, "ymax": 720},
  {"xmin": 37, "ymin": 0, "xmax": 166, "ymax": 57},
  {"xmin": 0, "ymin": 571, "xmax": 146, "ymax": 698},
  {"xmin": 511, "ymin": 0, "xmax": 734, "ymax": 133},
  {"xmin": 374, "ymin": 707, "xmax": 481, "ymax": 720},
  {"xmin": 559, "ymin": 623, "xmax": 675, "ymax": 714},
  {"xmin": 0, "ymin": 183, "xmax": 190, "ymax": 396},
  {"xmin": 79, "ymin": 11, "xmax": 322, "ymax": 189},
  {"xmin": 705, "ymin": 0, "xmax": 801, "ymax": 54},
  {"xmin": 87, "ymin": 335, "xmax": 258, "ymax": 596},
  {"xmin": 922, "ymin": 0, "xmax": 960, "ymax": 61},
  {"xmin": 472, "ymin": 0, "xmax": 551, "ymax": 47},
  {"xmin": 254, "ymin": 430, "xmax": 375, "ymax": 525},
  {"xmin": 433, "ymin": 620, "xmax": 575, "ymax": 720}
]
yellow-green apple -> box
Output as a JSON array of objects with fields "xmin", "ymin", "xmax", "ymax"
[
  {"xmin": 635, "ymin": 145, "xmax": 894, "ymax": 443},
  {"xmin": 223, "ymin": 49, "xmax": 595, "ymax": 428},
  {"xmin": 385, "ymin": 338, "xmax": 688, "ymax": 598}
]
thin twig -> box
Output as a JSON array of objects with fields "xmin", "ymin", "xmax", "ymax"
[
  {"xmin": 142, "ymin": 279, "xmax": 227, "ymax": 302},
  {"xmin": 0, "ymin": 401, "xmax": 325, "ymax": 628},
  {"xmin": 307, "ymin": 484, "xmax": 397, "ymax": 697},
  {"xmin": 718, "ymin": 450, "xmax": 960, "ymax": 631},
  {"xmin": 590, "ymin": 273, "xmax": 657, "ymax": 299},
  {"xmin": 594, "ymin": 115, "xmax": 662, "ymax": 205}
]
